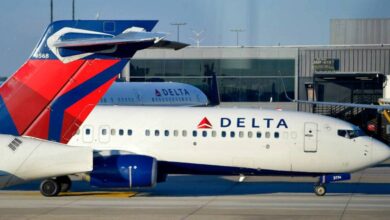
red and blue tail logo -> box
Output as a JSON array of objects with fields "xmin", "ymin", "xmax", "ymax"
[{"xmin": 0, "ymin": 20, "xmax": 159, "ymax": 143}]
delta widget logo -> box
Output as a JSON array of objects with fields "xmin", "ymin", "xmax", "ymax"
[
  {"xmin": 155, "ymin": 89, "xmax": 162, "ymax": 96},
  {"xmin": 197, "ymin": 117, "xmax": 212, "ymax": 129}
]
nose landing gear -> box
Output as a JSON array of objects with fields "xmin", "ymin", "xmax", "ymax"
[
  {"xmin": 313, "ymin": 173, "xmax": 351, "ymax": 196},
  {"xmin": 314, "ymin": 183, "xmax": 327, "ymax": 196}
]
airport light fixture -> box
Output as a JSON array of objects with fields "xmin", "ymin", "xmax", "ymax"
[
  {"xmin": 171, "ymin": 22, "xmax": 187, "ymax": 41},
  {"xmin": 230, "ymin": 29, "xmax": 245, "ymax": 47}
]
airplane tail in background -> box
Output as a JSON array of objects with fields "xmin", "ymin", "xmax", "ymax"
[
  {"xmin": 208, "ymin": 73, "xmax": 220, "ymax": 106},
  {"xmin": 0, "ymin": 20, "xmax": 183, "ymax": 144}
]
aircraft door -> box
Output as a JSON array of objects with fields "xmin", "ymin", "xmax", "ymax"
[{"xmin": 304, "ymin": 122, "xmax": 318, "ymax": 152}]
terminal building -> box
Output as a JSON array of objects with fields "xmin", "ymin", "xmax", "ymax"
[
  {"xmin": 121, "ymin": 18, "xmax": 390, "ymax": 143},
  {"xmin": 127, "ymin": 45, "xmax": 390, "ymax": 106},
  {"xmin": 124, "ymin": 19, "xmax": 390, "ymax": 106}
]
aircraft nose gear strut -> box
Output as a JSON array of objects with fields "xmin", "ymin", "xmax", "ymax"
[{"xmin": 314, "ymin": 173, "xmax": 351, "ymax": 196}]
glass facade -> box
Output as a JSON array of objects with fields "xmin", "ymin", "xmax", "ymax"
[{"xmin": 129, "ymin": 59, "xmax": 295, "ymax": 102}]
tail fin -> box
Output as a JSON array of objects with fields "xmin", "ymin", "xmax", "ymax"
[{"xmin": 0, "ymin": 20, "xmax": 176, "ymax": 143}]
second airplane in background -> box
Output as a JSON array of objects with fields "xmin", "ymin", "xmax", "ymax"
[{"xmin": 100, "ymin": 82, "xmax": 209, "ymax": 106}]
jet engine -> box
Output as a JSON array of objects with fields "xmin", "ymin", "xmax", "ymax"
[{"xmin": 90, "ymin": 154, "xmax": 157, "ymax": 188}]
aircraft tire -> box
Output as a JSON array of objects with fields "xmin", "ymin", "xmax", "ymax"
[
  {"xmin": 57, "ymin": 176, "xmax": 72, "ymax": 192},
  {"xmin": 40, "ymin": 179, "xmax": 61, "ymax": 197},
  {"xmin": 314, "ymin": 184, "xmax": 326, "ymax": 196}
]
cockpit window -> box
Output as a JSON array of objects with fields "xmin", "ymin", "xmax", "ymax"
[{"xmin": 337, "ymin": 129, "xmax": 366, "ymax": 139}]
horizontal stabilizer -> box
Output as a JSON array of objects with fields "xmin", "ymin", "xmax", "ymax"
[
  {"xmin": 53, "ymin": 31, "xmax": 166, "ymax": 48},
  {"xmin": 48, "ymin": 26, "xmax": 188, "ymax": 62}
]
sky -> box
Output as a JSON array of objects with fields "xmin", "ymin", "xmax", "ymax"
[{"xmin": 0, "ymin": 0, "xmax": 389, "ymax": 76}]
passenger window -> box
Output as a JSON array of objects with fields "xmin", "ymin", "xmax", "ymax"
[
  {"xmin": 86, "ymin": 128, "xmax": 91, "ymax": 135},
  {"xmin": 145, "ymin": 130, "xmax": 150, "ymax": 136},
  {"xmin": 155, "ymin": 130, "xmax": 160, "ymax": 136},
  {"xmin": 274, "ymin": 132, "xmax": 280, "ymax": 138},
  {"xmin": 110, "ymin": 129, "xmax": 116, "ymax": 136},
  {"xmin": 239, "ymin": 131, "xmax": 244, "ymax": 138},
  {"xmin": 192, "ymin": 130, "xmax": 197, "ymax": 137},
  {"xmin": 164, "ymin": 130, "xmax": 169, "ymax": 137},
  {"xmin": 127, "ymin": 129, "xmax": 132, "ymax": 136},
  {"xmin": 221, "ymin": 131, "xmax": 226, "ymax": 138},
  {"xmin": 182, "ymin": 130, "xmax": 187, "ymax": 137},
  {"xmin": 256, "ymin": 131, "xmax": 262, "ymax": 138},
  {"xmin": 174, "ymin": 130, "xmax": 179, "ymax": 137},
  {"xmin": 202, "ymin": 130, "xmax": 207, "ymax": 137},
  {"xmin": 101, "ymin": 129, "xmax": 107, "ymax": 136},
  {"xmin": 265, "ymin": 132, "xmax": 270, "ymax": 138},
  {"xmin": 230, "ymin": 131, "xmax": 235, "ymax": 138},
  {"xmin": 248, "ymin": 131, "xmax": 253, "ymax": 138},
  {"xmin": 119, "ymin": 129, "xmax": 124, "ymax": 136},
  {"xmin": 211, "ymin": 131, "xmax": 217, "ymax": 137}
]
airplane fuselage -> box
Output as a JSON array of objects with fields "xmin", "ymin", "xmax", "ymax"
[
  {"xmin": 99, "ymin": 82, "xmax": 208, "ymax": 106},
  {"xmin": 69, "ymin": 106, "xmax": 390, "ymax": 175}
]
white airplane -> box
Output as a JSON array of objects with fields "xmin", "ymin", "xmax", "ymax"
[
  {"xmin": 99, "ymin": 82, "xmax": 209, "ymax": 106},
  {"xmin": 64, "ymin": 105, "xmax": 390, "ymax": 197}
]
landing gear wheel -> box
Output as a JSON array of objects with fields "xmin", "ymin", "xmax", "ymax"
[
  {"xmin": 314, "ymin": 184, "xmax": 327, "ymax": 196},
  {"xmin": 40, "ymin": 179, "xmax": 61, "ymax": 197},
  {"xmin": 56, "ymin": 176, "xmax": 72, "ymax": 192}
]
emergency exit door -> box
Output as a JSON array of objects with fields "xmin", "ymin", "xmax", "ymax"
[{"xmin": 304, "ymin": 122, "xmax": 318, "ymax": 152}]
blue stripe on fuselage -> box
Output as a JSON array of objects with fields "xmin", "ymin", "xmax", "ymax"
[{"xmin": 157, "ymin": 161, "xmax": 325, "ymax": 177}]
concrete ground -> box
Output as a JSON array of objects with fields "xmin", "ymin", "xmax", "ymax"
[{"xmin": 0, "ymin": 165, "xmax": 390, "ymax": 220}]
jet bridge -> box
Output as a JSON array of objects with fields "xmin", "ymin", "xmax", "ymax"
[{"xmin": 300, "ymin": 72, "xmax": 388, "ymax": 143}]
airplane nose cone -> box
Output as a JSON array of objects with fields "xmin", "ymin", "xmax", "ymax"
[{"xmin": 372, "ymin": 140, "xmax": 390, "ymax": 164}]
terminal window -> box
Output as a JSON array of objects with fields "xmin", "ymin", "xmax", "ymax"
[{"xmin": 129, "ymin": 59, "xmax": 295, "ymax": 102}]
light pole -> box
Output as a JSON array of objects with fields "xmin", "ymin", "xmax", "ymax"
[
  {"xmin": 230, "ymin": 29, "xmax": 244, "ymax": 46},
  {"xmin": 50, "ymin": 0, "xmax": 53, "ymax": 23},
  {"xmin": 72, "ymin": 0, "xmax": 75, "ymax": 20},
  {"xmin": 171, "ymin": 22, "xmax": 187, "ymax": 41},
  {"xmin": 50, "ymin": 0, "xmax": 75, "ymax": 22}
]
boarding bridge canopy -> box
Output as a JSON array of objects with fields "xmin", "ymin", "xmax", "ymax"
[{"xmin": 313, "ymin": 72, "xmax": 385, "ymax": 104}]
